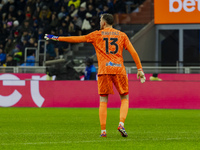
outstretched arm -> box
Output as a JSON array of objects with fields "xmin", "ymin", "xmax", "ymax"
[
  {"xmin": 58, "ymin": 36, "xmax": 87, "ymax": 43},
  {"xmin": 44, "ymin": 34, "xmax": 87, "ymax": 43}
]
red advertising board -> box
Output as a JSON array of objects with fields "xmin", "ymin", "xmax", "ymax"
[{"xmin": 0, "ymin": 73, "xmax": 200, "ymax": 109}]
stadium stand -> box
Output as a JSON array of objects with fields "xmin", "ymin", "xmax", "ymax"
[{"xmin": 0, "ymin": 0, "xmax": 151, "ymax": 66}]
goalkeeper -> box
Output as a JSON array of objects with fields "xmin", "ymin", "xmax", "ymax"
[{"xmin": 44, "ymin": 13, "xmax": 146, "ymax": 137}]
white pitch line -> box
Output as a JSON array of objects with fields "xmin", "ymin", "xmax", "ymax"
[
  {"xmin": 0, "ymin": 137, "xmax": 197, "ymax": 146},
  {"xmin": 0, "ymin": 139, "xmax": 132, "ymax": 146}
]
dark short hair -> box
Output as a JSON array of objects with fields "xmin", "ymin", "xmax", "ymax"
[{"xmin": 101, "ymin": 13, "xmax": 114, "ymax": 25}]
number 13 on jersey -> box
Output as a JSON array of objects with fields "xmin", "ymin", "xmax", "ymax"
[{"xmin": 103, "ymin": 38, "xmax": 119, "ymax": 54}]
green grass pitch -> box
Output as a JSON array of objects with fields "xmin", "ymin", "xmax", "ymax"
[{"xmin": 0, "ymin": 108, "xmax": 199, "ymax": 150}]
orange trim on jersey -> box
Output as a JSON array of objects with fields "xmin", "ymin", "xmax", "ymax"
[{"xmin": 58, "ymin": 36, "xmax": 87, "ymax": 43}]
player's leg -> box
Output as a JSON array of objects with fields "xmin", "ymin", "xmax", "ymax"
[
  {"xmin": 98, "ymin": 75, "xmax": 114, "ymax": 137},
  {"xmin": 118, "ymin": 94, "xmax": 129, "ymax": 137},
  {"xmin": 119, "ymin": 94, "xmax": 129, "ymax": 126},
  {"xmin": 99, "ymin": 95, "xmax": 108, "ymax": 137},
  {"xmin": 112, "ymin": 74, "xmax": 129, "ymax": 137}
]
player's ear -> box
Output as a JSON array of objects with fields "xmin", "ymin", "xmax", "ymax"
[{"xmin": 103, "ymin": 21, "xmax": 106, "ymax": 27}]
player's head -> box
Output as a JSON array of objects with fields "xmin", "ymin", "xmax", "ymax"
[{"xmin": 100, "ymin": 13, "xmax": 114, "ymax": 29}]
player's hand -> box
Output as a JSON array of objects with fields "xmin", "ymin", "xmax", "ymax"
[
  {"xmin": 44, "ymin": 34, "xmax": 59, "ymax": 41},
  {"xmin": 137, "ymin": 69, "xmax": 146, "ymax": 83}
]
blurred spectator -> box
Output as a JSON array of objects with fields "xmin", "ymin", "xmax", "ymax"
[
  {"xmin": 20, "ymin": 30, "xmax": 30, "ymax": 43},
  {"xmin": 68, "ymin": 21, "xmax": 76, "ymax": 36},
  {"xmin": 24, "ymin": 5, "xmax": 33, "ymax": 16},
  {"xmin": 6, "ymin": 44, "xmax": 22, "ymax": 66},
  {"xmin": 90, "ymin": 16, "xmax": 100, "ymax": 31},
  {"xmin": 72, "ymin": 14, "xmax": 82, "ymax": 35},
  {"xmin": 10, "ymin": 44, "xmax": 21, "ymax": 57},
  {"xmin": 32, "ymin": 6, "xmax": 41, "ymax": 20},
  {"xmin": 10, "ymin": 20, "xmax": 20, "ymax": 36},
  {"xmin": 21, "ymin": 38, "xmax": 29, "ymax": 57},
  {"xmin": 0, "ymin": 23, "xmax": 9, "ymax": 44},
  {"xmin": 96, "ymin": 7, "xmax": 104, "ymax": 17},
  {"xmin": 39, "ymin": 5, "xmax": 51, "ymax": 21},
  {"xmin": 107, "ymin": 0, "xmax": 114, "ymax": 12},
  {"xmin": 26, "ymin": 0, "xmax": 36, "ymax": 13},
  {"xmin": 84, "ymin": 57, "xmax": 97, "ymax": 80},
  {"xmin": 81, "ymin": 12, "xmax": 92, "ymax": 35},
  {"xmin": 12, "ymin": 31, "xmax": 21, "ymax": 44},
  {"xmin": 13, "ymin": 20, "xmax": 19, "ymax": 30},
  {"xmin": 60, "ymin": 20, "xmax": 69, "ymax": 34},
  {"xmin": 28, "ymin": 37, "xmax": 37, "ymax": 48},
  {"xmin": 95, "ymin": 0, "xmax": 107, "ymax": 10},
  {"xmin": 60, "ymin": 5, "xmax": 69, "ymax": 17},
  {"xmin": 46, "ymin": 40, "xmax": 56, "ymax": 60},
  {"xmin": 38, "ymin": 28, "xmax": 44, "ymax": 40},
  {"xmin": 1, "ymin": 0, "xmax": 14, "ymax": 15},
  {"xmin": 21, "ymin": 52, "xmax": 35, "ymax": 66},
  {"xmin": 24, "ymin": 13, "xmax": 33, "ymax": 25},
  {"xmin": 6, "ymin": 21, "xmax": 13, "ymax": 34},
  {"xmin": 0, "ymin": 4, "xmax": 3, "ymax": 20},
  {"xmin": 149, "ymin": 73, "xmax": 162, "ymax": 81},
  {"xmin": 57, "ymin": 28, "xmax": 69, "ymax": 55},
  {"xmin": 49, "ymin": 0, "xmax": 62, "ymax": 14},
  {"xmin": 8, "ymin": 5, "xmax": 16, "ymax": 20},
  {"xmin": 16, "ymin": 0, "xmax": 26, "ymax": 12},
  {"xmin": 50, "ymin": 13, "xmax": 59, "ymax": 29},
  {"xmin": 12, "ymin": 50, "xmax": 23, "ymax": 66},
  {"xmin": 78, "ymin": 2, "xmax": 87, "ymax": 21},
  {"xmin": 19, "ymin": 20, "xmax": 31, "ymax": 34},
  {"xmin": 88, "ymin": 4, "xmax": 97, "ymax": 16},
  {"xmin": 16, "ymin": 10, "xmax": 25, "ymax": 24},
  {"xmin": 87, "ymin": 0, "xmax": 96, "ymax": 7},
  {"xmin": 0, "ymin": 46, "xmax": 6, "ymax": 66},
  {"xmin": 50, "ymin": 29, "xmax": 59, "ymax": 58},
  {"xmin": 103, "ymin": 5, "xmax": 113, "ymax": 14},
  {"xmin": 68, "ymin": 0, "xmax": 81, "ymax": 9},
  {"xmin": 58, "ymin": 11, "xmax": 65, "ymax": 21},
  {"xmin": 69, "ymin": 4, "xmax": 78, "ymax": 19},
  {"xmin": 62, "ymin": 0, "xmax": 70, "ymax": 10},
  {"xmin": 4, "ymin": 37, "xmax": 15, "ymax": 55},
  {"xmin": 31, "ymin": 20, "xmax": 39, "ymax": 39},
  {"xmin": 114, "ymin": 0, "xmax": 126, "ymax": 13},
  {"xmin": 1, "ymin": 12, "xmax": 7, "ymax": 23}
]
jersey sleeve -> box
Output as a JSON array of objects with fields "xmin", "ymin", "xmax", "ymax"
[
  {"xmin": 58, "ymin": 36, "xmax": 87, "ymax": 43},
  {"xmin": 123, "ymin": 33, "xmax": 142, "ymax": 69},
  {"xmin": 84, "ymin": 31, "xmax": 98, "ymax": 43},
  {"xmin": 123, "ymin": 33, "xmax": 131, "ymax": 50}
]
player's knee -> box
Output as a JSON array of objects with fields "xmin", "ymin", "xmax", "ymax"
[{"xmin": 120, "ymin": 92, "xmax": 129, "ymax": 100}]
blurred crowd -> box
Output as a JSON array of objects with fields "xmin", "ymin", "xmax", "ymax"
[{"xmin": 0, "ymin": 0, "xmax": 143, "ymax": 66}]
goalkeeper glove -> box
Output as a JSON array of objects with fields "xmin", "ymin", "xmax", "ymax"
[
  {"xmin": 137, "ymin": 69, "xmax": 146, "ymax": 83},
  {"xmin": 44, "ymin": 34, "xmax": 59, "ymax": 41}
]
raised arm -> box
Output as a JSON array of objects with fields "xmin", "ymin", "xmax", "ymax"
[{"xmin": 44, "ymin": 34, "xmax": 87, "ymax": 43}]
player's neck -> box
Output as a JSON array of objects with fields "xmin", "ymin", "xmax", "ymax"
[{"xmin": 103, "ymin": 25, "xmax": 113, "ymax": 29}]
